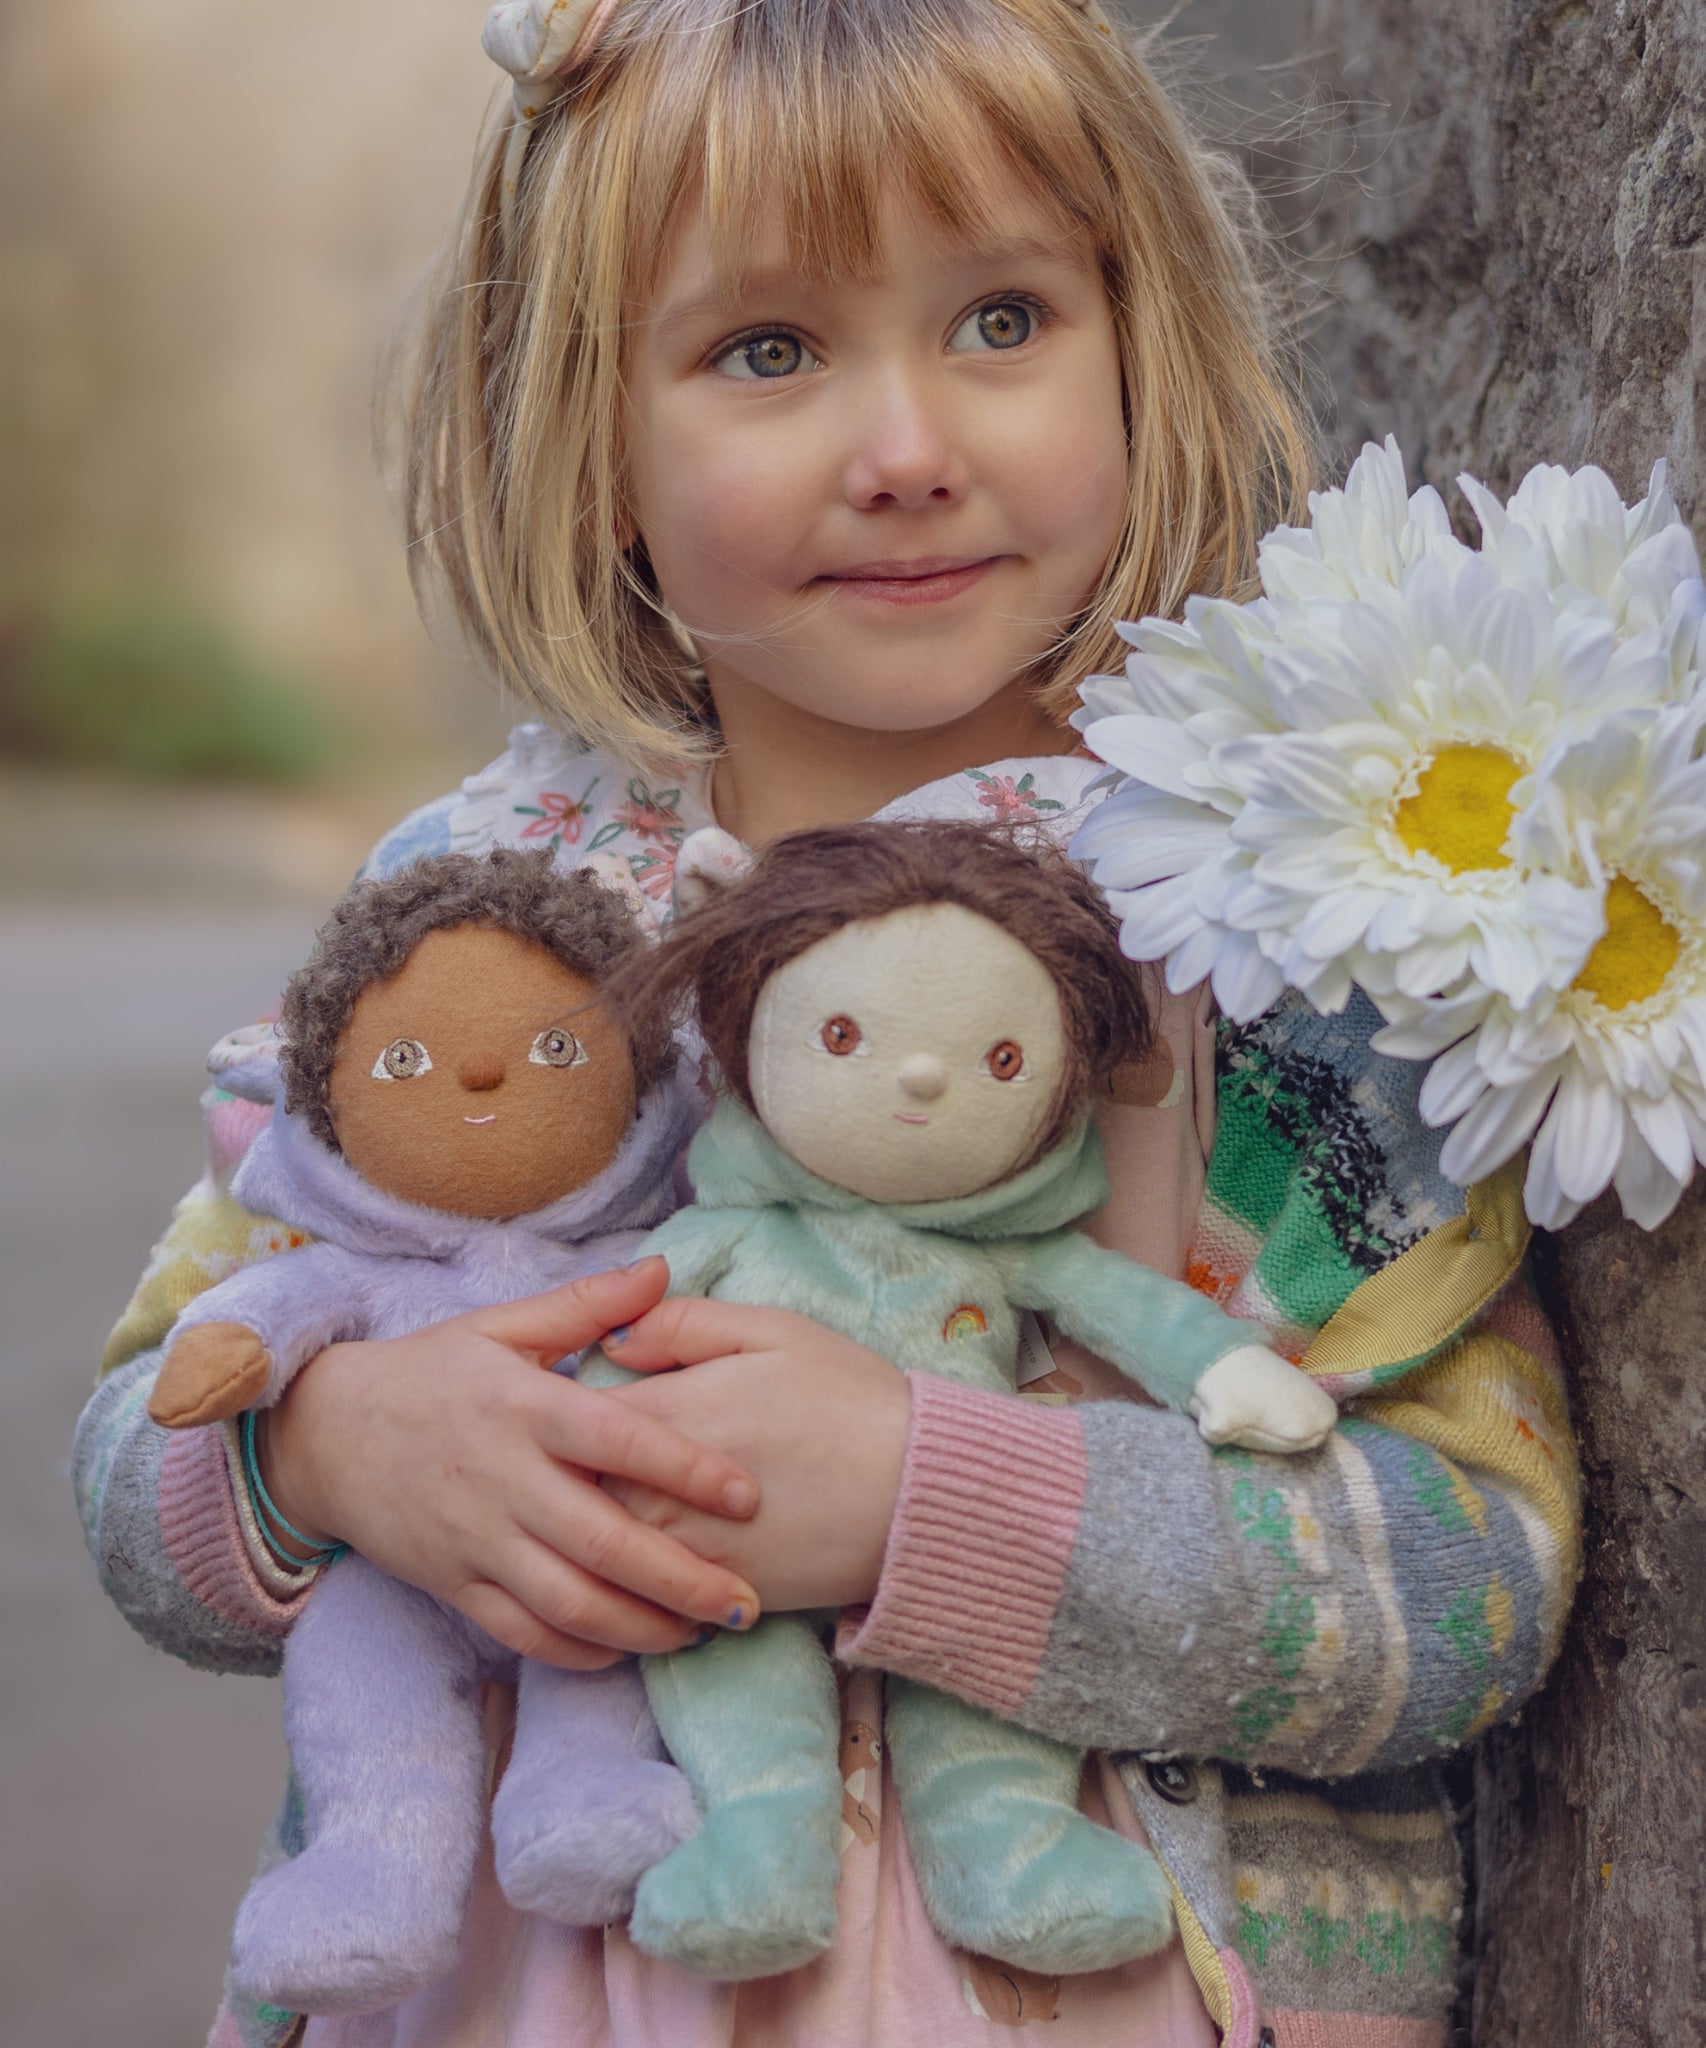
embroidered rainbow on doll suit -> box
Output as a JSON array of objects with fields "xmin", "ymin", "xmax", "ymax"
[{"xmin": 942, "ymin": 1304, "xmax": 989, "ymax": 1342}]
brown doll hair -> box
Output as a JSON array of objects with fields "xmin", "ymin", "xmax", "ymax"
[
  {"xmin": 280, "ymin": 848, "xmax": 676, "ymax": 1149},
  {"xmin": 616, "ymin": 820, "xmax": 1154, "ymax": 1163}
]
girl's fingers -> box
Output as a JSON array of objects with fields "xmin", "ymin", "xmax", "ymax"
[
  {"xmin": 470, "ymin": 1529, "xmax": 712, "ymax": 1656},
  {"xmin": 536, "ymin": 1378, "xmax": 758, "ymax": 1518},
  {"xmin": 513, "ymin": 1460, "xmax": 758, "ymax": 1627},
  {"xmin": 602, "ymin": 1294, "xmax": 801, "ymax": 1372},
  {"xmin": 450, "ymin": 1580, "xmax": 627, "ymax": 1672},
  {"xmin": 470, "ymin": 1259, "xmax": 671, "ymax": 1365}
]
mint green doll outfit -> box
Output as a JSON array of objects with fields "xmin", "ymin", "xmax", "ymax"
[{"xmin": 581, "ymin": 1096, "xmax": 1281, "ymax": 1982}]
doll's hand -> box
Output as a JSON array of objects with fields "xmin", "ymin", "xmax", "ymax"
[
  {"xmin": 149, "ymin": 1323, "xmax": 273, "ymax": 1428},
  {"xmin": 599, "ymin": 1299, "xmax": 911, "ymax": 1611},
  {"xmin": 258, "ymin": 1260, "xmax": 765, "ymax": 1670},
  {"xmin": 1189, "ymin": 1344, "xmax": 1337, "ymax": 1454}
]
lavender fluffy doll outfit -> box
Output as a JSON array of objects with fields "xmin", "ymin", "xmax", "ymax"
[{"xmin": 167, "ymin": 1058, "xmax": 703, "ymax": 2017}]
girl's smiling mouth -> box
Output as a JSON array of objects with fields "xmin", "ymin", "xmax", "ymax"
[{"xmin": 818, "ymin": 558, "xmax": 999, "ymax": 606}]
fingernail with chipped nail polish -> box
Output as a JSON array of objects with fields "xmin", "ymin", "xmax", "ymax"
[
  {"xmin": 607, "ymin": 1324, "xmax": 632, "ymax": 1345},
  {"xmin": 727, "ymin": 1604, "xmax": 753, "ymax": 1631}
]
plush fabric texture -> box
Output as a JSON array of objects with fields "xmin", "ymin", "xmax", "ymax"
[
  {"xmin": 72, "ymin": 737, "xmax": 1583, "ymax": 2048},
  {"xmin": 574, "ymin": 1097, "xmax": 1327, "ymax": 1979},
  {"xmin": 161, "ymin": 1070, "xmax": 702, "ymax": 2016}
]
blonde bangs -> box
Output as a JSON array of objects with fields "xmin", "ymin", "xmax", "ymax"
[
  {"xmin": 614, "ymin": 0, "xmax": 1119, "ymax": 291},
  {"xmin": 404, "ymin": 0, "xmax": 1314, "ymax": 777}
]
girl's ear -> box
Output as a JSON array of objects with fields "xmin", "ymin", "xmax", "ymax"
[{"xmin": 672, "ymin": 826, "xmax": 753, "ymax": 918}]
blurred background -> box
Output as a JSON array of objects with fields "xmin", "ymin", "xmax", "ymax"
[{"xmin": 0, "ymin": 3, "xmax": 1314, "ymax": 2040}]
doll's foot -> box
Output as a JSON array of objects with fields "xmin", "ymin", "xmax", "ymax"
[
  {"xmin": 926, "ymin": 1816, "xmax": 1175, "ymax": 1975},
  {"xmin": 629, "ymin": 1799, "xmax": 840, "ymax": 1979},
  {"xmin": 231, "ymin": 1840, "xmax": 464, "ymax": 2015},
  {"xmin": 494, "ymin": 1752, "xmax": 702, "ymax": 1925}
]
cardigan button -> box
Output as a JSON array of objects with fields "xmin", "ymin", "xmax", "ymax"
[
  {"xmin": 1144, "ymin": 1758, "xmax": 1198, "ymax": 1804},
  {"xmin": 1258, "ymin": 2031, "xmax": 1277, "ymax": 2047}
]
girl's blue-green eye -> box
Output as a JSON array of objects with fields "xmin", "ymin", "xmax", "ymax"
[
  {"xmin": 714, "ymin": 332, "xmax": 819, "ymax": 380},
  {"xmin": 952, "ymin": 300, "xmax": 1037, "ymax": 352}
]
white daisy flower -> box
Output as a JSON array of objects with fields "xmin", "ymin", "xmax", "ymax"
[
  {"xmin": 1255, "ymin": 435, "xmax": 1467, "ymax": 607},
  {"xmin": 1373, "ymin": 701, "xmax": 1706, "ymax": 1229},
  {"xmin": 1460, "ymin": 458, "xmax": 1706, "ymax": 679},
  {"xmin": 1073, "ymin": 446, "xmax": 1701, "ymax": 1025}
]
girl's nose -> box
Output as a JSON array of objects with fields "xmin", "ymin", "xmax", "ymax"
[
  {"xmin": 458, "ymin": 1052, "xmax": 507, "ymax": 1092},
  {"xmin": 843, "ymin": 375, "xmax": 968, "ymax": 511},
  {"xmin": 897, "ymin": 1054, "xmax": 949, "ymax": 1101}
]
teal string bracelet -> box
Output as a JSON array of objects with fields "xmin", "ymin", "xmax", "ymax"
[{"xmin": 240, "ymin": 1411, "xmax": 347, "ymax": 1569}]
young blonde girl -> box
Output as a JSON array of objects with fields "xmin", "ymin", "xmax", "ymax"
[{"xmin": 76, "ymin": 1, "xmax": 1581, "ymax": 2043}]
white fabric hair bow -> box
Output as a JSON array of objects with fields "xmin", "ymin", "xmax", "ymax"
[{"xmin": 482, "ymin": 0, "xmax": 621, "ymax": 245}]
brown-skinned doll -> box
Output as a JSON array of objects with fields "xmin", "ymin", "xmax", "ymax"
[{"xmin": 145, "ymin": 849, "xmax": 706, "ymax": 2018}]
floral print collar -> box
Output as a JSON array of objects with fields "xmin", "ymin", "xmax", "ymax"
[{"xmin": 451, "ymin": 723, "xmax": 1106, "ymax": 925}]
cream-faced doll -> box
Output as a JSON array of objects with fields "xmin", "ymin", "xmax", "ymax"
[{"xmin": 575, "ymin": 820, "xmax": 1337, "ymax": 1981}]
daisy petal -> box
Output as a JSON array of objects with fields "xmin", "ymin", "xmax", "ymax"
[
  {"xmin": 1612, "ymin": 1126, "xmax": 1690, "ymax": 1230},
  {"xmin": 1550, "ymin": 1069, "xmax": 1627, "ymax": 1204},
  {"xmin": 1524, "ymin": 1108, "xmax": 1586, "ymax": 1230},
  {"xmin": 1626, "ymin": 1090, "xmax": 1699, "ymax": 1185},
  {"xmin": 1437, "ymin": 1070, "xmax": 1557, "ymax": 1183}
]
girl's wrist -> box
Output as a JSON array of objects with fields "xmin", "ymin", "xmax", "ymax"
[{"xmin": 254, "ymin": 1365, "xmax": 340, "ymax": 1557}]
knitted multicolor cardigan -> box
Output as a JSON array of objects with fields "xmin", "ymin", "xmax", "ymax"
[{"xmin": 74, "ymin": 738, "xmax": 1580, "ymax": 2048}]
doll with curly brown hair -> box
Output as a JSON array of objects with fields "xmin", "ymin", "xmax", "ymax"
[{"xmin": 146, "ymin": 849, "xmax": 706, "ymax": 2016}]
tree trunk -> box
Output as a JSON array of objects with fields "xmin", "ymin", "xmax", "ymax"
[{"xmin": 1304, "ymin": 3, "xmax": 1706, "ymax": 2038}]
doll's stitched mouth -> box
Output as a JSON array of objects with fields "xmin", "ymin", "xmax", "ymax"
[
  {"xmin": 894, "ymin": 1112, "xmax": 930, "ymax": 1125},
  {"xmin": 464, "ymin": 1114, "xmax": 498, "ymax": 1126}
]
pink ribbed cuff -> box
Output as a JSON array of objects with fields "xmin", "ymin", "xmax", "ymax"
[
  {"xmin": 159, "ymin": 1424, "xmax": 308, "ymax": 1636},
  {"xmin": 839, "ymin": 1376, "xmax": 1087, "ymax": 1717}
]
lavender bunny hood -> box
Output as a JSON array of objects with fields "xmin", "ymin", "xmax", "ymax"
[{"xmin": 169, "ymin": 1065, "xmax": 701, "ymax": 1357}]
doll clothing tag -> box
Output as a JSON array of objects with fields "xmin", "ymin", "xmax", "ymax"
[{"xmin": 1014, "ymin": 1310, "xmax": 1057, "ymax": 1388}]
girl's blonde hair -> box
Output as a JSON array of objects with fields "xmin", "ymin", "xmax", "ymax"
[{"xmin": 407, "ymin": 0, "xmax": 1314, "ymax": 777}]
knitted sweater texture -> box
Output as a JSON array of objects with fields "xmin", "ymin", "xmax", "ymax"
[{"xmin": 73, "ymin": 734, "xmax": 1581, "ymax": 2048}]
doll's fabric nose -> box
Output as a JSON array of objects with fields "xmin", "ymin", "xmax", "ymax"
[
  {"xmin": 897, "ymin": 1054, "xmax": 949, "ymax": 1101},
  {"xmin": 459, "ymin": 1052, "xmax": 507, "ymax": 1091}
]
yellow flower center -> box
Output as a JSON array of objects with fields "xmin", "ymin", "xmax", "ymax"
[
  {"xmin": 1392, "ymin": 745, "xmax": 1521, "ymax": 873},
  {"xmin": 1571, "ymin": 875, "xmax": 1681, "ymax": 1011}
]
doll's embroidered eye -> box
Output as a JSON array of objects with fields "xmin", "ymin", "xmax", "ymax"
[
  {"xmin": 529, "ymin": 1027, "xmax": 587, "ymax": 1068},
  {"xmin": 985, "ymin": 1039, "xmax": 1026, "ymax": 1081},
  {"xmin": 821, "ymin": 1015, "xmax": 864, "ymax": 1056},
  {"xmin": 373, "ymin": 1038, "xmax": 432, "ymax": 1081}
]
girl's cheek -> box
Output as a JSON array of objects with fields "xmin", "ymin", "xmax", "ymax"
[
  {"xmin": 661, "ymin": 456, "xmax": 818, "ymax": 611},
  {"xmin": 1016, "ymin": 383, "xmax": 1127, "ymax": 571}
]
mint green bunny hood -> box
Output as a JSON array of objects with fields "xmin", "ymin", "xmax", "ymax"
[{"xmin": 684, "ymin": 1096, "xmax": 1109, "ymax": 1240}]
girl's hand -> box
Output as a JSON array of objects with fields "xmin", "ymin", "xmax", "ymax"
[
  {"xmin": 257, "ymin": 1260, "xmax": 763, "ymax": 1670},
  {"xmin": 600, "ymin": 1301, "xmax": 911, "ymax": 1611}
]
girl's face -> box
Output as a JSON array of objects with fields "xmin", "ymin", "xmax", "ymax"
[{"xmin": 624, "ymin": 162, "xmax": 1127, "ymax": 744}]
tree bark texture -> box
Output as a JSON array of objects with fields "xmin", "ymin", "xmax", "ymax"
[{"xmin": 1305, "ymin": 4, "xmax": 1706, "ymax": 2039}]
